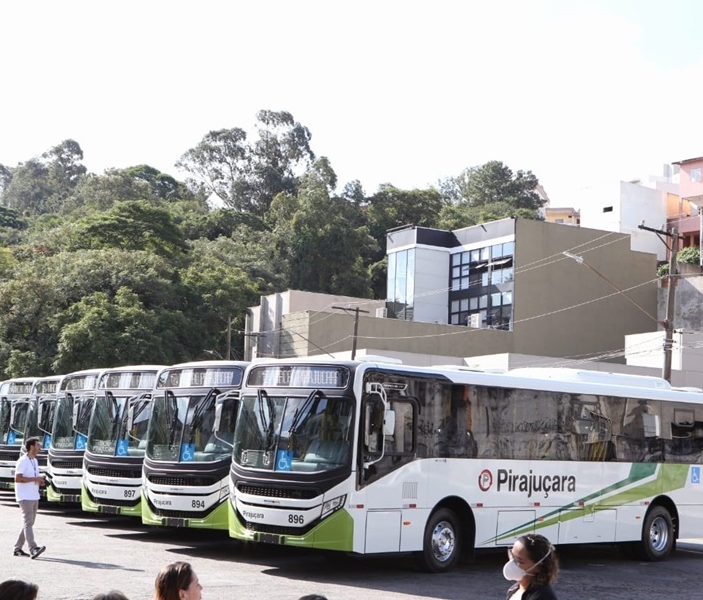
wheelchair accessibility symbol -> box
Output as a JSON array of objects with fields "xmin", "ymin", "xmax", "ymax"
[
  {"xmin": 116, "ymin": 439, "xmax": 129, "ymax": 456},
  {"xmin": 276, "ymin": 450, "xmax": 293, "ymax": 471},
  {"xmin": 75, "ymin": 434, "xmax": 87, "ymax": 450},
  {"xmin": 180, "ymin": 443, "xmax": 195, "ymax": 462},
  {"xmin": 692, "ymin": 466, "xmax": 701, "ymax": 484}
]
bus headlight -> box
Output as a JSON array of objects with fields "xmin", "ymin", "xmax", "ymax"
[{"xmin": 321, "ymin": 494, "xmax": 346, "ymax": 519}]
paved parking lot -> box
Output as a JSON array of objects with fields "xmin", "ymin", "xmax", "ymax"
[{"xmin": 2, "ymin": 491, "xmax": 703, "ymax": 600}]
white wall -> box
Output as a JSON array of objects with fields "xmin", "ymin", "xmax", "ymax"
[
  {"xmin": 411, "ymin": 246, "xmax": 450, "ymax": 324},
  {"xmin": 577, "ymin": 181, "xmax": 666, "ymax": 261}
]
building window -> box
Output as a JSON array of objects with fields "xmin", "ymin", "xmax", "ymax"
[
  {"xmin": 603, "ymin": 206, "xmax": 613, "ymax": 213},
  {"xmin": 449, "ymin": 242, "xmax": 514, "ymax": 330},
  {"xmin": 691, "ymin": 168, "xmax": 702, "ymax": 183},
  {"xmin": 387, "ymin": 248, "xmax": 415, "ymax": 320}
]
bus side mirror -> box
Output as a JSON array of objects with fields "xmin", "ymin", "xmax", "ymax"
[
  {"xmin": 383, "ymin": 410, "xmax": 396, "ymax": 436},
  {"xmin": 10, "ymin": 404, "xmax": 16, "ymax": 426}
]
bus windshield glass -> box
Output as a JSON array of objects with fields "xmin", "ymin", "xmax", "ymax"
[
  {"xmin": 52, "ymin": 394, "xmax": 95, "ymax": 449},
  {"xmin": 146, "ymin": 390, "xmax": 227, "ymax": 463},
  {"xmin": 88, "ymin": 393, "xmax": 152, "ymax": 457},
  {"xmin": 232, "ymin": 390, "xmax": 354, "ymax": 472},
  {"xmin": 9, "ymin": 400, "xmax": 30, "ymax": 443}
]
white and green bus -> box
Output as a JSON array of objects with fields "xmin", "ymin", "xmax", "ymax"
[
  {"xmin": 81, "ymin": 365, "xmax": 166, "ymax": 517},
  {"xmin": 7, "ymin": 375, "xmax": 64, "ymax": 497},
  {"xmin": 0, "ymin": 377, "xmax": 39, "ymax": 490},
  {"xmin": 142, "ymin": 360, "xmax": 248, "ymax": 529},
  {"xmin": 228, "ymin": 359, "xmax": 703, "ymax": 572},
  {"xmin": 47, "ymin": 368, "xmax": 106, "ymax": 503}
]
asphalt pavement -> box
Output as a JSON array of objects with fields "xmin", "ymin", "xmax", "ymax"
[{"xmin": 1, "ymin": 491, "xmax": 703, "ymax": 600}]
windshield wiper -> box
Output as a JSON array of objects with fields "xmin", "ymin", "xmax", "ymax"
[
  {"xmin": 186, "ymin": 388, "xmax": 220, "ymax": 445},
  {"xmin": 256, "ymin": 389, "xmax": 277, "ymax": 451},
  {"xmin": 166, "ymin": 391, "xmax": 178, "ymax": 449},
  {"xmin": 106, "ymin": 391, "xmax": 120, "ymax": 440},
  {"xmin": 289, "ymin": 389, "xmax": 324, "ymax": 436},
  {"xmin": 75, "ymin": 396, "xmax": 95, "ymax": 436}
]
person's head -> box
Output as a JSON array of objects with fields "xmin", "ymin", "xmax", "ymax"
[
  {"xmin": 24, "ymin": 436, "xmax": 40, "ymax": 456},
  {"xmin": 505, "ymin": 534, "xmax": 559, "ymax": 586},
  {"xmin": 154, "ymin": 561, "xmax": 201, "ymax": 600},
  {"xmin": 299, "ymin": 596, "xmax": 329, "ymax": 600},
  {"xmin": 92, "ymin": 592, "xmax": 130, "ymax": 600},
  {"xmin": 0, "ymin": 579, "xmax": 39, "ymax": 600}
]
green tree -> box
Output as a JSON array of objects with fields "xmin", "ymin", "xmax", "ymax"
[
  {"xmin": 180, "ymin": 239, "xmax": 265, "ymax": 359},
  {"xmin": 1, "ymin": 140, "xmax": 87, "ymax": 216},
  {"xmin": 70, "ymin": 201, "xmax": 188, "ymax": 257},
  {"xmin": 52, "ymin": 287, "xmax": 189, "ymax": 372},
  {"xmin": 365, "ymin": 185, "xmax": 445, "ymax": 258},
  {"xmin": 438, "ymin": 160, "xmax": 545, "ymax": 229},
  {"xmin": 177, "ymin": 110, "xmax": 315, "ymax": 215},
  {"xmin": 269, "ymin": 159, "xmax": 378, "ymax": 296}
]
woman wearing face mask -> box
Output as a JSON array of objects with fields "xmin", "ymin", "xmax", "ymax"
[{"xmin": 503, "ymin": 534, "xmax": 559, "ymax": 600}]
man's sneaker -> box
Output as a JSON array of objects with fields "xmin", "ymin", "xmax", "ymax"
[
  {"xmin": 13, "ymin": 548, "xmax": 30, "ymax": 557},
  {"xmin": 30, "ymin": 546, "xmax": 45, "ymax": 559}
]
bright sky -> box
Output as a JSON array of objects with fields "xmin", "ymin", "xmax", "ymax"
[{"xmin": 2, "ymin": 0, "xmax": 703, "ymax": 207}]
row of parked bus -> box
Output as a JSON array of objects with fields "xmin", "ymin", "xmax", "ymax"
[
  {"xmin": 4, "ymin": 357, "xmax": 703, "ymax": 572},
  {"xmin": 0, "ymin": 361, "xmax": 248, "ymax": 529}
]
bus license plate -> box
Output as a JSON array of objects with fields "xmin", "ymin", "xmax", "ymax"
[
  {"xmin": 258, "ymin": 533, "xmax": 283, "ymax": 545},
  {"xmin": 163, "ymin": 517, "xmax": 187, "ymax": 527},
  {"xmin": 100, "ymin": 505, "xmax": 120, "ymax": 515}
]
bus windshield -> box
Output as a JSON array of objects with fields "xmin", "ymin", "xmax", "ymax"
[
  {"xmin": 88, "ymin": 393, "xmax": 152, "ymax": 457},
  {"xmin": 9, "ymin": 400, "xmax": 30, "ymax": 445},
  {"xmin": 146, "ymin": 389, "xmax": 228, "ymax": 463},
  {"xmin": 52, "ymin": 394, "xmax": 95, "ymax": 449},
  {"xmin": 232, "ymin": 390, "xmax": 354, "ymax": 472}
]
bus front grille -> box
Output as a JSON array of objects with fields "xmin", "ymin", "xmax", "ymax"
[
  {"xmin": 237, "ymin": 483, "xmax": 318, "ymax": 500},
  {"xmin": 147, "ymin": 475, "xmax": 217, "ymax": 487},
  {"xmin": 50, "ymin": 460, "xmax": 83, "ymax": 470},
  {"xmin": 87, "ymin": 466, "xmax": 141, "ymax": 479}
]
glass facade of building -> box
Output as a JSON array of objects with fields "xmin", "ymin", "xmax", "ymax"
[
  {"xmin": 387, "ymin": 248, "xmax": 415, "ymax": 320},
  {"xmin": 449, "ymin": 240, "xmax": 514, "ymax": 329}
]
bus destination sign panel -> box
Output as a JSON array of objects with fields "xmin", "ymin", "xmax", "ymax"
[{"xmin": 248, "ymin": 365, "xmax": 349, "ymax": 389}]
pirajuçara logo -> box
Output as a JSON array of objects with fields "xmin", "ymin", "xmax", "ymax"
[{"xmin": 478, "ymin": 468, "xmax": 576, "ymax": 498}]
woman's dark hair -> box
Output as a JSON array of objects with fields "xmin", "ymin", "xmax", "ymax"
[
  {"xmin": 92, "ymin": 592, "xmax": 130, "ymax": 600},
  {"xmin": 518, "ymin": 534, "xmax": 559, "ymax": 585},
  {"xmin": 299, "ymin": 596, "xmax": 329, "ymax": 600},
  {"xmin": 0, "ymin": 579, "xmax": 39, "ymax": 600},
  {"xmin": 153, "ymin": 561, "xmax": 195, "ymax": 600}
]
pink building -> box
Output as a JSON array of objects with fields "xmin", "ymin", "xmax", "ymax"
[{"xmin": 671, "ymin": 157, "xmax": 703, "ymax": 251}]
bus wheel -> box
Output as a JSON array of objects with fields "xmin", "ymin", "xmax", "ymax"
[
  {"xmin": 419, "ymin": 508, "xmax": 462, "ymax": 573},
  {"xmin": 640, "ymin": 506, "xmax": 674, "ymax": 561}
]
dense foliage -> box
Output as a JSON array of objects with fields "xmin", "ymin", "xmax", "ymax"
[{"xmin": 0, "ymin": 111, "xmax": 544, "ymax": 377}]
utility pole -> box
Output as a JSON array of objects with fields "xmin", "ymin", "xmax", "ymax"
[
  {"xmin": 332, "ymin": 306, "xmax": 369, "ymax": 360},
  {"xmin": 638, "ymin": 224, "xmax": 680, "ymax": 382}
]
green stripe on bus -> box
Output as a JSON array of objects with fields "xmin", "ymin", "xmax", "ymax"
[{"xmin": 483, "ymin": 463, "xmax": 690, "ymax": 545}]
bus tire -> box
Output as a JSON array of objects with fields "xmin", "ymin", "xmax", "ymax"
[
  {"xmin": 640, "ymin": 505, "xmax": 674, "ymax": 561},
  {"xmin": 419, "ymin": 508, "xmax": 462, "ymax": 573}
]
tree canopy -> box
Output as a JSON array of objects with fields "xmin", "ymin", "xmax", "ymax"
[{"xmin": 0, "ymin": 115, "xmax": 544, "ymax": 377}]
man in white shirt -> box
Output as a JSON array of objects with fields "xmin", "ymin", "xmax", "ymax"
[{"xmin": 14, "ymin": 436, "xmax": 46, "ymax": 559}]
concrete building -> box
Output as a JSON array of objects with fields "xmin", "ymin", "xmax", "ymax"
[
  {"xmin": 544, "ymin": 207, "xmax": 580, "ymax": 226},
  {"xmin": 246, "ymin": 218, "xmax": 659, "ymax": 365},
  {"xmin": 576, "ymin": 181, "xmax": 668, "ymax": 261}
]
